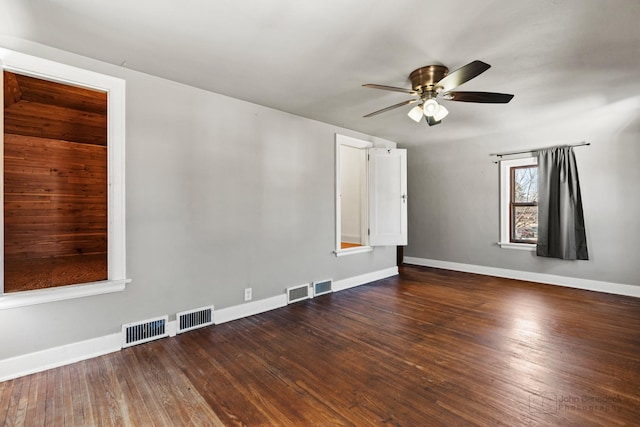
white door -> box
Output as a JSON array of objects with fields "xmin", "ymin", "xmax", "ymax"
[{"xmin": 368, "ymin": 148, "xmax": 408, "ymax": 246}]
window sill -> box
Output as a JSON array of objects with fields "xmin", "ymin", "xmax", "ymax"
[
  {"xmin": 0, "ymin": 278, "xmax": 131, "ymax": 310},
  {"xmin": 334, "ymin": 246, "xmax": 373, "ymax": 257},
  {"xmin": 498, "ymin": 242, "xmax": 536, "ymax": 251}
]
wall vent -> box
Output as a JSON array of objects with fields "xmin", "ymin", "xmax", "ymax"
[
  {"xmin": 122, "ymin": 315, "xmax": 169, "ymax": 348},
  {"xmin": 176, "ymin": 305, "xmax": 214, "ymax": 334},
  {"xmin": 287, "ymin": 283, "xmax": 310, "ymax": 304},
  {"xmin": 313, "ymin": 279, "xmax": 333, "ymax": 297}
]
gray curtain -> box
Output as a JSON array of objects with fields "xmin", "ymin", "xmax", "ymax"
[{"xmin": 536, "ymin": 146, "xmax": 589, "ymax": 260}]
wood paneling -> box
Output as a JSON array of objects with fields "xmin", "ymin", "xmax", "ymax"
[
  {"xmin": 4, "ymin": 134, "xmax": 107, "ymax": 258},
  {"xmin": 3, "ymin": 71, "xmax": 107, "ymax": 146},
  {"xmin": 4, "ymin": 101, "xmax": 107, "ymax": 146},
  {"xmin": 3, "ymin": 135, "xmax": 107, "ymax": 292},
  {"xmin": 3, "ymin": 72, "xmax": 108, "ymax": 292},
  {"xmin": 3, "ymin": 71, "xmax": 21, "ymax": 108},
  {"xmin": 14, "ymin": 72, "xmax": 107, "ymax": 115},
  {"xmin": 2, "ymin": 266, "xmax": 640, "ymax": 426}
]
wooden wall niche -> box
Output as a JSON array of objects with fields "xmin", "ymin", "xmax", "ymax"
[{"xmin": 3, "ymin": 71, "xmax": 108, "ymax": 292}]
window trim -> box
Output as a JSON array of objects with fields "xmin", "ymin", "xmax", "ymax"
[
  {"xmin": 0, "ymin": 48, "xmax": 129, "ymax": 309},
  {"xmin": 499, "ymin": 156, "xmax": 537, "ymax": 250}
]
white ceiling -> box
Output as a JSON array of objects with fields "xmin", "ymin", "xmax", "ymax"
[{"xmin": 2, "ymin": 0, "xmax": 640, "ymax": 145}]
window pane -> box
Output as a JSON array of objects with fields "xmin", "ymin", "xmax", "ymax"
[
  {"xmin": 513, "ymin": 206, "xmax": 538, "ymax": 241},
  {"xmin": 513, "ymin": 167, "xmax": 538, "ymax": 203}
]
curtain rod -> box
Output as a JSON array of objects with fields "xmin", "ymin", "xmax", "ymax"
[{"xmin": 491, "ymin": 142, "xmax": 590, "ymax": 158}]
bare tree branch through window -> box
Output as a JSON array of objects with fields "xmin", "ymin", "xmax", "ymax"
[{"xmin": 511, "ymin": 166, "xmax": 538, "ymax": 243}]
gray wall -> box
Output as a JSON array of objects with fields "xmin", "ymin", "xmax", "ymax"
[
  {"xmin": 405, "ymin": 102, "xmax": 640, "ymax": 287},
  {"xmin": 0, "ymin": 40, "xmax": 396, "ymax": 360}
]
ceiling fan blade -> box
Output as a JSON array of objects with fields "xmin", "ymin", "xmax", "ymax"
[
  {"xmin": 444, "ymin": 91, "xmax": 514, "ymax": 103},
  {"xmin": 425, "ymin": 116, "xmax": 441, "ymax": 126},
  {"xmin": 363, "ymin": 99, "xmax": 419, "ymax": 118},
  {"xmin": 436, "ymin": 60, "xmax": 491, "ymax": 92},
  {"xmin": 363, "ymin": 84, "xmax": 417, "ymax": 95}
]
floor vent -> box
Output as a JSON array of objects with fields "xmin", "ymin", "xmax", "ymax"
[
  {"xmin": 122, "ymin": 315, "xmax": 169, "ymax": 348},
  {"xmin": 177, "ymin": 305, "xmax": 214, "ymax": 334},
  {"xmin": 287, "ymin": 283, "xmax": 310, "ymax": 304},
  {"xmin": 313, "ymin": 279, "xmax": 333, "ymax": 297}
]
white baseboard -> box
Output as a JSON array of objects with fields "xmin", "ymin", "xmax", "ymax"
[
  {"xmin": 333, "ymin": 266, "xmax": 399, "ymax": 292},
  {"xmin": 0, "ymin": 333, "xmax": 121, "ymax": 382},
  {"xmin": 404, "ymin": 256, "xmax": 640, "ymax": 298},
  {"xmin": 215, "ymin": 266, "xmax": 399, "ymax": 323},
  {"xmin": 214, "ymin": 294, "xmax": 288, "ymax": 325},
  {"xmin": 0, "ymin": 266, "xmax": 400, "ymax": 382}
]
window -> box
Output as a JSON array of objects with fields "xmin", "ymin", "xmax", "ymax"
[
  {"xmin": 499, "ymin": 157, "xmax": 538, "ymax": 249},
  {"xmin": 0, "ymin": 48, "xmax": 128, "ymax": 309},
  {"xmin": 335, "ymin": 134, "xmax": 407, "ymax": 256},
  {"xmin": 510, "ymin": 165, "xmax": 538, "ymax": 243}
]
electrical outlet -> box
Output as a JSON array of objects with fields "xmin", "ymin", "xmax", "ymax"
[{"xmin": 244, "ymin": 288, "xmax": 252, "ymax": 302}]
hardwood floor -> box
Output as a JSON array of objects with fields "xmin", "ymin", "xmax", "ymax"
[
  {"xmin": 2, "ymin": 265, "xmax": 639, "ymax": 426},
  {"xmin": 340, "ymin": 242, "xmax": 361, "ymax": 249}
]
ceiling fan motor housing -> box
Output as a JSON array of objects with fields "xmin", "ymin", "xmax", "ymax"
[{"xmin": 409, "ymin": 65, "xmax": 449, "ymax": 95}]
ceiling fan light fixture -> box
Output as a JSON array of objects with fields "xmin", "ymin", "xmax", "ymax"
[
  {"xmin": 433, "ymin": 104, "xmax": 449, "ymax": 121},
  {"xmin": 422, "ymin": 99, "xmax": 439, "ymax": 117},
  {"xmin": 362, "ymin": 60, "xmax": 514, "ymax": 125},
  {"xmin": 407, "ymin": 105, "xmax": 424, "ymax": 122}
]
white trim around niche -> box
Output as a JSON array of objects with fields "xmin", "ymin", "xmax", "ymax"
[{"xmin": 0, "ymin": 47, "xmax": 129, "ymax": 307}]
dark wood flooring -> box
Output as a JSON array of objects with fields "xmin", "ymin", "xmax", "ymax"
[{"xmin": 2, "ymin": 265, "xmax": 640, "ymax": 426}]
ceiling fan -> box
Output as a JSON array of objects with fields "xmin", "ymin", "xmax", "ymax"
[{"xmin": 363, "ymin": 60, "xmax": 514, "ymax": 126}]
